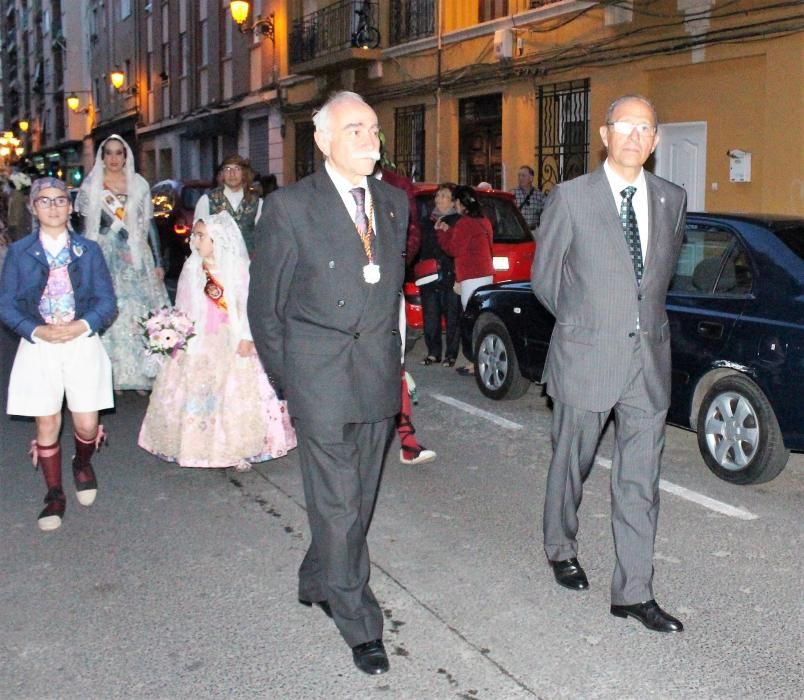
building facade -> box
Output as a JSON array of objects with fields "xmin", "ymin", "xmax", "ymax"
[{"xmin": 2, "ymin": 1, "xmax": 802, "ymax": 214}]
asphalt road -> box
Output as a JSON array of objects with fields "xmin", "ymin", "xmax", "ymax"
[{"xmin": 1, "ymin": 339, "xmax": 802, "ymax": 699}]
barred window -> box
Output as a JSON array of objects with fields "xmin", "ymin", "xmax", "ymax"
[
  {"xmin": 479, "ymin": 0, "xmax": 508, "ymax": 22},
  {"xmin": 536, "ymin": 79, "xmax": 590, "ymax": 192},
  {"xmin": 394, "ymin": 105, "xmax": 425, "ymax": 181}
]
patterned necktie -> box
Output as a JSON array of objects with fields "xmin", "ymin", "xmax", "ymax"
[
  {"xmin": 619, "ymin": 186, "xmax": 644, "ymax": 284},
  {"xmin": 350, "ymin": 187, "xmax": 369, "ymax": 237}
]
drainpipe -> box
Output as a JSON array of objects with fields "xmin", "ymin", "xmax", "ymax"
[{"xmin": 435, "ymin": 0, "xmax": 443, "ymax": 182}]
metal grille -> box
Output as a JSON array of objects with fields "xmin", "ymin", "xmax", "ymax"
[
  {"xmin": 295, "ymin": 121, "xmax": 316, "ymax": 182},
  {"xmin": 394, "ymin": 105, "xmax": 425, "ymax": 181},
  {"xmin": 536, "ymin": 79, "xmax": 590, "ymax": 191},
  {"xmin": 389, "ymin": 0, "xmax": 435, "ymax": 46},
  {"xmin": 290, "ymin": 0, "xmax": 379, "ymax": 64}
]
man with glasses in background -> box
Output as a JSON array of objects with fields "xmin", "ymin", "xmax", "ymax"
[
  {"xmin": 512, "ymin": 165, "xmax": 546, "ymax": 230},
  {"xmin": 531, "ymin": 95, "xmax": 687, "ymax": 633},
  {"xmin": 194, "ymin": 155, "xmax": 263, "ymax": 255}
]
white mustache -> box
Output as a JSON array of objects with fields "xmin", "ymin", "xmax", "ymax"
[{"xmin": 353, "ymin": 150, "xmax": 380, "ymax": 161}]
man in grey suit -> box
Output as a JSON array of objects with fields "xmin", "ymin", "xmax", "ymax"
[
  {"xmin": 531, "ymin": 95, "xmax": 686, "ymax": 633},
  {"xmin": 248, "ymin": 92, "xmax": 408, "ymax": 673}
]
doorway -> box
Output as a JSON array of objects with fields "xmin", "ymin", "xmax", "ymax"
[
  {"xmin": 459, "ymin": 94, "xmax": 502, "ymax": 189},
  {"xmin": 654, "ymin": 122, "xmax": 707, "ymax": 212}
]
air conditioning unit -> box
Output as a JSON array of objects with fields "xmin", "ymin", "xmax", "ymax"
[{"xmin": 494, "ymin": 29, "xmax": 513, "ymax": 60}]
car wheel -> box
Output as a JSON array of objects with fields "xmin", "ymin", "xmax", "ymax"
[
  {"xmin": 696, "ymin": 374, "xmax": 789, "ymax": 484},
  {"xmin": 474, "ymin": 318, "xmax": 530, "ymax": 400}
]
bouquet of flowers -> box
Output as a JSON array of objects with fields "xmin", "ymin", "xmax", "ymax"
[{"xmin": 139, "ymin": 305, "xmax": 196, "ymax": 359}]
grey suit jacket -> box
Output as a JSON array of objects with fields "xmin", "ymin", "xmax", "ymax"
[
  {"xmin": 531, "ymin": 165, "xmax": 686, "ymax": 413},
  {"xmin": 248, "ymin": 168, "xmax": 408, "ymax": 425}
]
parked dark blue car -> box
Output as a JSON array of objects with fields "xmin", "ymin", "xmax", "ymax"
[{"xmin": 464, "ymin": 213, "xmax": 804, "ymax": 485}]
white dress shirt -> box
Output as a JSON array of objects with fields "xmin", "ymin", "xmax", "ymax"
[
  {"xmin": 325, "ymin": 161, "xmax": 375, "ymax": 230},
  {"xmin": 603, "ymin": 160, "xmax": 649, "ymax": 262}
]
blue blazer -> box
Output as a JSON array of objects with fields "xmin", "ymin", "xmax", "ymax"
[{"xmin": 0, "ymin": 231, "xmax": 118, "ymax": 343}]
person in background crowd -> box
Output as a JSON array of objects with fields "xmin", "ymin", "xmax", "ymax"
[
  {"xmin": 7, "ymin": 170, "xmax": 33, "ymax": 241},
  {"xmin": 248, "ymin": 91, "xmax": 407, "ymax": 676},
  {"xmin": 76, "ymin": 135, "xmax": 168, "ymax": 395},
  {"xmin": 417, "ymin": 182, "xmax": 461, "ymax": 367},
  {"xmin": 436, "ymin": 184, "xmax": 494, "ymax": 376},
  {"xmin": 194, "ymin": 155, "xmax": 263, "ymax": 255},
  {"xmin": 511, "ymin": 165, "xmax": 546, "ymax": 230},
  {"xmin": 0, "ymin": 177, "xmax": 117, "ymax": 531},
  {"xmin": 139, "ymin": 212, "xmax": 295, "ymax": 469},
  {"xmin": 476, "ymin": 181, "xmax": 493, "ymax": 191},
  {"xmin": 531, "ymin": 94, "xmax": 686, "ymax": 633}
]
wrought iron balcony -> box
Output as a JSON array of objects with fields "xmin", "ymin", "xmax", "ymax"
[
  {"xmin": 389, "ymin": 0, "xmax": 435, "ymax": 46},
  {"xmin": 289, "ymin": 0, "xmax": 381, "ymax": 68}
]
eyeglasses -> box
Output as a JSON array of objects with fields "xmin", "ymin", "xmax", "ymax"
[
  {"xmin": 34, "ymin": 195, "xmax": 71, "ymax": 208},
  {"xmin": 222, "ymin": 165, "xmax": 242, "ymax": 173},
  {"xmin": 607, "ymin": 121, "xmax": 657, "ymax": 137}
]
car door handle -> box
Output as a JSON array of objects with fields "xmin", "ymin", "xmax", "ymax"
[{"xmin": 697, "ymin": 321, "xmax": 724, "ymax": 339}]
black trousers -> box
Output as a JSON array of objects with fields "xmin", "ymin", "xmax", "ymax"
[
  {"xmin": 420, "ymin": 281, "xmax": 461, "ymax": 361},
  {"xmin": 295, "ymin": 417, "xmax": 395, "ymax": 647}
]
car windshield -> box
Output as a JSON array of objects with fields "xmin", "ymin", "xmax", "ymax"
[
  {"xmin": 773, "ymin": 224, "xmax": 804, "ymax": 262},
  {"xmin": 416, "ymin": 192, "xmax": 532, "ymax": 244}
]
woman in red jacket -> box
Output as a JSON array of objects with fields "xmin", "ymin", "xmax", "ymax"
[{"xmin": 436, "ymin": 185, "xmax": 494, "ymax": 375}]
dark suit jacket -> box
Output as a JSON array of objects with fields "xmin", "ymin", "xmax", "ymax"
[
  {"xmin": 0, "ymin": 231, "xmax": 118, "ymax": 342},
  {"xmin": 248, "ymin": 168, "xmax": 409, "ymax": 425},
  {"xmin": 531, "ymin": 165, "xmax": 686, "ymax": 413}
]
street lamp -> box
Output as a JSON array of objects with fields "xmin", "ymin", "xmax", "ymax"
[
  {"xmin": 110, "ymin": 67, "xmax": 126, "ymax": 91},
  {"xmin": 230, "ymin": 1, "xmax": 275, "ymax": 44},
  {"xmin": 66, "ymin": 93, "xmax": 92, "ymax": 113},
  {"xmin": 18, "ymin": 119, "xmax": 29, "ymax": 133}
]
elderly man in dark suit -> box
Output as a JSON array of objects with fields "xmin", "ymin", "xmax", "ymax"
[
  {"xmin": 531, "ymin": 95, "xmax": 687, "ymax": 633},
  {"xmin": 248, "ymin": 91, "xmax": 408, "ymax": 674}
]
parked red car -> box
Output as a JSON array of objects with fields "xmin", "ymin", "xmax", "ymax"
[{"xmin": 404, "ymin": 185, "xmax": 536, "ymax": 330}]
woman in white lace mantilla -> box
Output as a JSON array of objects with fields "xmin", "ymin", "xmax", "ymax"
[{"xmin": 76, "ymin": 134, "xmax": 168, "ymax": 392}]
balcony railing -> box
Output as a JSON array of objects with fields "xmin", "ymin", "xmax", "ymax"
[
  {"xmin": 389, "ymin": 0, "xmax": 435, "ymax": 46},
  {"xmin": 290, "ymin": 0, "xmax": 380, "ymax": 65}
]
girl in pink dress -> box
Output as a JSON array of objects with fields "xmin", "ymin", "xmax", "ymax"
[{"xmin": 138, "ymin": 212, "xmax": 295, "ymax": 469}]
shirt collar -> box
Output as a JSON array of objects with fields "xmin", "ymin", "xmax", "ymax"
[
  {"xmin": 603, "ymin": 160, "xmax": 646, "ymax": 197},
  {"xmin": 40, "ymin": 230, "xmax": 69, "ymax": 255},
  {"xmin": 325, "ymin": 161, "xmax": 369, "ymax": 197}
]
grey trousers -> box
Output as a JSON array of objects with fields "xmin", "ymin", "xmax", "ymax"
[
  {"xmin": 543, "ymin": 339, "xmax": 668, "ymax": 605},
  {"xmin": 294, "ymin": 416, "xmax": 395, "ymax": 647}
]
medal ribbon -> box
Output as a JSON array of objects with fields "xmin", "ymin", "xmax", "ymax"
[{"xmin": 202, "ymin": 262, "xmax": 228, "ymax": 310}]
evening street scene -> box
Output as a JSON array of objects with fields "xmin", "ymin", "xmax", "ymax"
[{"xmin": 1, "ymin": 1, "xmax": 803, "ymax": 698}]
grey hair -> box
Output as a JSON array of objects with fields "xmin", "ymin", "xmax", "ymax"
[
  {"xmin": 604, "ymin": 94, "xmax": 659, "ymax": 126},
  {"xmin": 312, "ymin": 91, "xmax": 371, "ymax": 135}
]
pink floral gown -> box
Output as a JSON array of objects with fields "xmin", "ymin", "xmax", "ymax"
[{"xmin": 138, "ymin": 291, "xmax": 295, "ymax": 468}]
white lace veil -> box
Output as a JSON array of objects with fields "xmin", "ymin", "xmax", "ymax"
[
  {"xmin": 76, "ymin": 134, "xmax": 153, "ymax": 268},
  {"xmin": 175, "ymin": 211, "xmax": 251, "ymax": 351}
]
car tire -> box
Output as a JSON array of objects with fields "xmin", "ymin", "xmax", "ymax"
[
  {"xmin": 474, "ymin": 318, "xmax": 530, "ymax": 400},
  {"xmin": 696, "ymin": 374, "xmax": 789, "ymax": 484}
]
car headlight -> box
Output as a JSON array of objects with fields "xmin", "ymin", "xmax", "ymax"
[{"xmin": 492, "ymin": 256, "xmax": 510, "ymax": 271}]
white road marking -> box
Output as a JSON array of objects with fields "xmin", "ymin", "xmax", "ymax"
[
  {"xmin": 595, "ymin": 457, "xmax": 758, "ymax": 520},
  {"xmin": 430, "ymin": 393, "xmax": 525, "ymax": 431}
]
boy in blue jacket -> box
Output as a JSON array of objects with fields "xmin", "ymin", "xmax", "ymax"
[{"xmin": 0, "ymin": 177, "xmax": 117, "ymax": 531}]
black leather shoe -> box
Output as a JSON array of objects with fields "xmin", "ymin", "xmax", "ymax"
[
  {"xmin": 549, "ymin": 557, "xmax": 589, "ymax": 590},
  {"xmin": 352, "ymin": 639, "xmax": 389, "ymax": 675},
  {"xmin": 298, "ymin": 598, "xmax": 333, "ymax": 619},
  {"xmin": 610, "ymin": 600, "xmax": 684, "ymax": 633}
]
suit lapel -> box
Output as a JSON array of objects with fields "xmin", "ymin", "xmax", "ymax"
[
  {"xmin": 643, "ymin": 174, "xmax": 671, "ymax": 283},
  {"xmin": 589, "ymin": 167, "xmax": 635, "ymax": 279}
]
